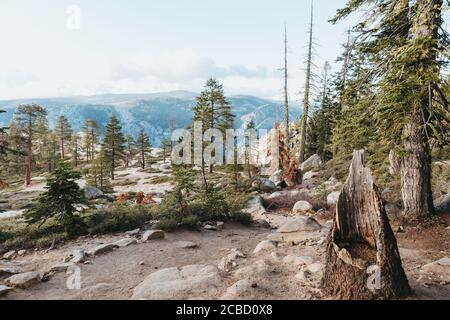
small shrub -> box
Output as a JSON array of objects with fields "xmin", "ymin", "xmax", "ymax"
[
  {"xmin": 230, "ymin": 211, "xmax": 253, "ymax": 226},
  {"xmin": 85, "ymin": 204, "xmax": 151, "ymax": 235}
]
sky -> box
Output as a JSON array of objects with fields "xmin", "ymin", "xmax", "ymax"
[{"xmin": 0, "ymin": 0, "xmax": 358, "ymax": 101}]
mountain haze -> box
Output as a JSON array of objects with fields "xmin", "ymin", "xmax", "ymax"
[{"xmin": 0, "ymin": 91, "xmax": 301, "ymax": 146}]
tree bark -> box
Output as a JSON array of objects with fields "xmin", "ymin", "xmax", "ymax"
[{"xmin": 321, "ymin": 150, "xmax": 410, "ymax": 300}]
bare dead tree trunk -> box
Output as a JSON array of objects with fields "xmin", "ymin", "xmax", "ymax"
[
  {"xmin": 283, "ymin": 24, "xmax": 290, "ymax": 150},
  {"xmin": 321, "ymin": 150, "xmax": 410, "ymax": 300},
  {"xmin": 298, "ymin": 0, "xmax": 314, "ymax": 164}
]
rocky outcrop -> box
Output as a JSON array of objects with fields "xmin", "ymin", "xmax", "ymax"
[
  {"xmin": 253, "ymin": 240, "xmax": 277, "ymax": 254},
  {"xmin": 251, "ymin": 178, "xmax": 277, "ymax": 193},
  {"xmin": 326, "ymin": 191, "xmax": 341, "ymax": 206}
]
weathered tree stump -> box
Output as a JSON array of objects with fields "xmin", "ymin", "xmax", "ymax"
[{"xmin": 321, "ymin": 150, "xmax": 410, "ymax": 300}]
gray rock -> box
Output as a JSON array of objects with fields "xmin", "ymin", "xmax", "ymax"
[
  {"xmin": 3, "ymin": 251, "xmax": 16, "ymax": 260},
  {"xmin": 218, "ymin": 249, "xmax": 246, "ymax": 272},
  {"xmin": 282, "ymin": 255, "xmax": 315, "ymax": 267},
  {"xmin": 252, "ymin": 178, "xmax": 276, "ymax": 193},
  {"xmin": 176, "ymin": 241, "xmax": 198, "ymax": 249},
  {"xmin": 434, "ymin": 194, "xmax": 450, "ymax": 214},
  {"xmin": 305, "ymin": 262, "xmax": 324, "ymax": 274},
  {"xmin": 303, "ymin": 171, "xmax": 319, "ymax": 181},
  {"xmin": 113, "ymin": 238, "xmax": 138, "ymax": 248},
  {"xmin": 84, "ymin": 186, "xmax": 104, "ymax": 200},
  {"xmin": 327, "ymin": 191, "xmax": 341, "ymax": 206},
  {"xmin": 87, "ymin": 244, "xmax": 115, "ymax": 256},
  {"xmin": 242, "ymin": 196, "xmax": 268, "ymax": 221},
  {"xmin": 253, "ymin": 240, "xmax": 277, "ymax": 254},
  {"xmin": 277, "ymin": 217, "xmax": 322, "ymax": 233},
  {"xmin": 142, "ymin": 230, "xmax": 165, "ymax": 241},
  {"xmin": 0, "ymin": 285, "xmax": 13, "ymax": 296},
  {"xmin": 253, "ymin": 219, "xmax": 272, "ymax": 229},
  {"xmin": 17, "ymin": 250, "xmax": 27, "ymax": 256},
  {"xmin": 292, "ymin": 201, "xmax": 313, "ymax": 214},
  {"xmin": 300, "ymin": 154, "xmax": 322, "ymax": 172},
  {"xmin": 216, "ymin": 221, "xmax": 225, "ymax": 231},
  {"xmin": 64, "ymin": 249, "xmax": 86, "ymax": 263},
  {"xmin": 5, "ymin": 271, "xmax": 41, "ymax": 288},
  {"xmin": 0, "ymin": 267, "xmax": 19, "ymax": 277},
  {"xmin": 125, "ymin": 228, "xmax": 141, "ymax": 236},
  {"xmin": 269, "ymin": 170, "xmax": 284, "ymax": 187},
  {"xmin": 234, "ymin": 260, "xmax": 270, "ymax": 278},
  {"xmin": 131, "ymin": 265, "xmax": 221, "ymax": 300},
  {"xmin": 203, "ymin": 224, "xmax": 217, "ymax": 231},
  {"xmin": 221, "ymin": 278, "xmax": 256, "ymax": 299},
  {"xmin": 48, "ymin": 262, "xmax": 75, "ymax": 273}
]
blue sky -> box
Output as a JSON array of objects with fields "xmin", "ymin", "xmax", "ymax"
[{"xmin": 0, "ymin": 0, "xmax": 358, "ymax": 100}]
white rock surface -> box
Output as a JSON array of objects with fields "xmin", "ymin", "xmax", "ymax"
[
  {"xmin": 303, "ymin": 171, "xmax": 319, "ymax": 181},
  {"xmin": 48, "ymin": 262, "xmax": 75, "ymax": 273},
  {"xmin": 176, "ymin": 241, "xmax": 198, "ymax": 249},
  {"xmin": 234, "ymin": 260, "xmax": 270, "ymax": 278},
  {"xmin": 64, "ymin": 249, "xmax": 86, "ymax": 263},
  {"xmin": 131, "ymin": 265, "xmax": 221, "ymax": 300}
]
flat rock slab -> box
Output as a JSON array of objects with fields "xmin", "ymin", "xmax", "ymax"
[
  {"xmin": 64, "ymin": 250, "xmax": 86, "ymax": 263},
  {"xmin": 276, "ymin": 217, "xmax": 322, "ymax": 233},
  {"xmin": 87, "ymin": 244, "xmax": 115, "ymax": 256},
  {"xmin": 267, "ymin": 231, "xmax": 322, "ymax": 244},
  {"xmin": 0, "ymin": 267, "xmax": 20, "ymax": 277},
  {"xmin": 132, "ymin": 265, "xmax": 221, "ymax": 300},
  {"xmin": 5, "ymin": 272, "xmax": 41, "ymax": 289},
  {"xmin": 142, "ymin": 230, "xmax": 165, "ymax": 241},
  {"xmin": 113, "ymin": 238, "xmax": 138, "ymax": 248},
  {"xmin": 421, "ymin": 257, "xmax": 450, "ymax": 281},
  {"xmin": 176, "ymin": 241, "xmax": 198, "ymax": 249},
  {"xmin": 0, "ymin": 285, "xmax": 13, "ymax": 296},
  {"xmin": 48, "ymin": 262, "xmax": 75, "ymax": 273}
]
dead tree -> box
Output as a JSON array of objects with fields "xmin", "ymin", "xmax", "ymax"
[{"xmin": 321, "ymin": 150, "xmax": 410, "ymax": 300}]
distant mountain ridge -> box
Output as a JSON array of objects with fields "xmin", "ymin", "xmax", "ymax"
[{"xmin": 0, "ymin": 91, "xmax": 301, "ymax": 146}]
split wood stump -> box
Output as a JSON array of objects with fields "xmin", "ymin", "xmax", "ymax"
[{"xmin": 321, "ymin": 150, "xmax": 410, "ymax": 299}]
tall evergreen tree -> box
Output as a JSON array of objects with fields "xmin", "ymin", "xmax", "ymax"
[
  {"xmin": 332, "ymin": 0, "xmax": 448, "ymax": 217},
  {"xmin": 102, "ymin": 115, "xmax": 125, "ymax": 180},
  {"xmin": 13, "ymin": 104, "xmax": 47, "ymax": 187},
  {"xmin": 136, "ymin": 128, "xmax": 151, "ymax": 170},
  {"xmin": 55, "ymin": 115, "xmax": 73, "ymax": 159},
  {"xmin": 124, "ymin": 133, "xmax": 136, "ymax": 167},
  {"xmin": 193, "ymin": 78, "xmax": 234, "ymax": 176},
  {"xmin": 82, "ymin": 119, "xmax": 100, "ymax": 163},
  {"xmin": 86, "ymin": 150, "xmax": 113, "ymax": 193}
]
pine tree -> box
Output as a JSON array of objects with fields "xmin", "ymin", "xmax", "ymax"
[
  {"xmin": 25, "ymin": 161, "xmax": 86, "ymax": 233},
  {"xmin": 71, "ymin": 133, "xmax": 82, "ymax": 167},
  {"xmin": 86, "ymin": 150, "xmax": 113, "ymax": 193},
  {"xmin": 102, "ymin": 115, "xmax": 125, "ymax": 180},
  {"xmin": 244, "ymin": 119, "xmax": 257, "ymax": 179},
  {"xmin": 193, "ymin": 78, "xmax": 235, "ymax": 176},
  {"xmin": 124, "ymin": 133, "xmax": 136, "ymax": 167},
  {"xmin": 55, "ymin": 115, "xmax": 73, "ymax": 160},
  {"xmin": 13, "ymin": 104, "xmax": 48, "ymax": 187},
  {"xmin": 82, "ymin": 119, "xmax": 99, "ymax": 163},
  {"xmin": 136, "ymin": 128, "xmax": 151, "ymax": 170},
  {"xmin": 332, "ymin": 0, "xmax": 448, "ymax": 217},
  {"xmin": 283, "ymin": 25, "xmax": 290, "ymax": 149}
]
